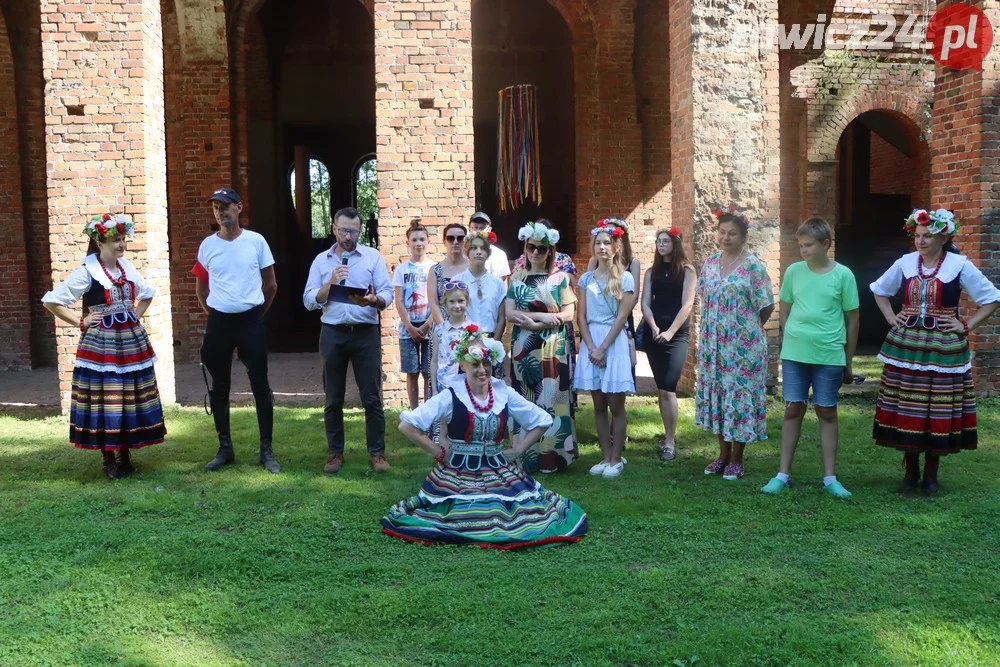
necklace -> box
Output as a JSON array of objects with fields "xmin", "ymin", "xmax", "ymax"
[
  {"xmin": 470, "ymin": 270, "xmax": 485, "ymax": 299},
  {"xmin": 918, "ymin": 252, "xmax": 945, "ymax": 280},
  {"xmin": 721, "ymin": 250, "xmax": 745, "ymax": 276},
  {"xmin": 98, "ymin": 258, "xmax": 127, "ymax": 287},
  {"xmin": 465, "ymin": 378, "xmax": 494, "ymax": 413}
]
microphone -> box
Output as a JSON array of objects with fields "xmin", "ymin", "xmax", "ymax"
[{"xmin": 339, "ymin": 251, "xmax": 350, "ymax": 286}]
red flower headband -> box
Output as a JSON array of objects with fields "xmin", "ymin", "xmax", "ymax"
[
  {"xmin": 712, "ymin": 204, "xmax": 751, "ymax": 229},
  {"xmin": 592, "ymin": 218, "xmax": 627, "ymax": 239},
  {"xmin": 667, "ymin": 228, "xmax": 681, "ymax": 238}
]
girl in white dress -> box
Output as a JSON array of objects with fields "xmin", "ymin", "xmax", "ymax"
[{"xmin": 575, "ymin": 221, "xmax": 636, "ymax": 478}]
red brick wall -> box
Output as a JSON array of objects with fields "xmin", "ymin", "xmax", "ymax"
[
  {"xmin": 374, "ymin": 0, "xmax": 477, "ymax": 405},
  {"xmin": 0, "ymin": 8, "xmax": 30, "ymax": 370},
  {"xmin": 163, "ymin": 0, "xmax": 231, "ymax": 362},
  {"xmin": 869, "ymin": 132, "xmax": 914, "ymax": 194},
  {"xmin": 1, "ymin": 0, "xmax": 54, "ymax": 367},
  {"xmin": 931, "ymin": 0, "xmax": 1000, "ymax": 395},
  {"xmin": 41, "ymin": 0, "xmax": 174, "ymax": 410}
]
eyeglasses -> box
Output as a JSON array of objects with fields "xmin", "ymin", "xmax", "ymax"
[
  {"xmin": 337, "ymin": 228, "xmax": 361, "ymax": 237},
  {"xmin": 446, "ymin": 234, "xmax": 466, "ymax": 243},
  {"xmin": 526, "ymin": 243, "xmax": 550, "ymax": 254},
  {"xmin": 441, "ymin": 280, "xmax": 469, "ymax": 291}
]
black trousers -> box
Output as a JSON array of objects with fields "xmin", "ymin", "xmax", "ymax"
[
  {"xmin": 320, "ymin": 323, "xmax": 385, "ymax": 456},
  {"xmin": 200, "ymin": 306, "xmax": 273, "ymax": 442}
]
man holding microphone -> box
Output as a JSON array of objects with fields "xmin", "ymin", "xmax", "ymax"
[{"xmin": 303, "ymin": 207, "xmax": 393, "ymax": 474}]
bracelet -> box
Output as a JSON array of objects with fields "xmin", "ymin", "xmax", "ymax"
[
  {"xmin": 79, "ymin": 316, "xmax": 86, "ymax": 333},
  {"xmin": 435, "ymin": 445, "xmax": 447, "ymax": 464},
  {"xmin": 962, "ymin": 319, "xmax": 970, "ymax": 336}
]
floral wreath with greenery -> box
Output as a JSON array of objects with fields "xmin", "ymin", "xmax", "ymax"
[
  {"xmin": 450, "ymin": 324, "xmax": 506, "ymax": 365},
  {"xmin": 517, "ymin": 221, "xmax": 560, "ymax": 246},
  {"xmin": 84, "ymin": 213, "xmax": 134, "ymax": 241},
  {"xmin": 712, "ymin": 204, "xmax": 751, "ymax": 230},
  {"xmin": 591, "ymin": 218, "xmax": 627, "ymax": 238},
  {"xmin": 904, "ymin": 208, "xmax": 958, "ymax": 236}
]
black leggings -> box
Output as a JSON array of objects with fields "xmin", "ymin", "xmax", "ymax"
[{"xmin": 200, "ymin": 306, "xmax": 273, "ymax": 442}]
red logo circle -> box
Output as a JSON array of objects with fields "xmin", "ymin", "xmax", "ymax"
[{"xmin": 927, "ymin": 4, "xmax": 994, "ymax": 71}]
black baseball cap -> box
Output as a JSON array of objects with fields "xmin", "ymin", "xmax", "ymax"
[
  {"xmin": 207, "ymin": 188, "xmax": 242, "ymax": 205},
  {"xmin": 470, "ymin": 211, "xmax": 491, "ymax": 225}
]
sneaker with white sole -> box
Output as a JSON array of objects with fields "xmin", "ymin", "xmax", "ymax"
[
  {"xmin": 589, "ymin": 462, "xmax": 610, "ymax": 476},
  {"xmin": 602, "ymin": 461, "xmax": 625, "ymax": 478}
]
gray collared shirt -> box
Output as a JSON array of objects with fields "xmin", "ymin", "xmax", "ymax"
[{"xmin": 303, "ymin": 243, "xmax": 393, "ymax": 325}]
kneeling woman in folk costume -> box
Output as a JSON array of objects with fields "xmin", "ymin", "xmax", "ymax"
[
  {"xmin": 383, "ymin": 327, "xmax": 588, "ymax": 549},
  {"xmin": 42, "ymin": 214, "xmax": 167, "ymax": 479},
  {"xmin": 870, "ymin": 208, "xmax": 999, "ymax": 495}
]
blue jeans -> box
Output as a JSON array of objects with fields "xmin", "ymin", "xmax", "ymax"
[{"xmin": 781, "ymin": 359, "xmax": 843, "ymax": 408}]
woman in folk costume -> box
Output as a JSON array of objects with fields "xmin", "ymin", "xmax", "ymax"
[
  {"xmin": 870, "ymin": 208, "xmax": 999, "ymax": 495},
  {"xmin": 42, "ymin": 214, "xmax": 166, "ymax": 479},
  {"xmin": 383, "ymin": 328, "xmax": 588, "ymax": 549}
]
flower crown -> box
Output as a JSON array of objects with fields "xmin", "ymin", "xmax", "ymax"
[
  {"xmin": 904, "ymin": 208, "xmax": 958, "ymax": 236},
  {"xmin": 450, "ymin": 324, "xmax": 506, "ymax": 365},
  {"xmin": 84, "ymin": 214, "xmax": 134, "ymax": 241},
  {"xmin": 712, "ymin": 204, "xmax": 751, "ymax": 229},
  {"xmin": 667, "ymin": 227, "xmax": 681, "ymax": 238},
  {"xmin": 518, "ymin": 222, "xmax": 560, "ymax": 246},
  {"xmin": 591, "ymin": 218, "xmax": 627, "ymax": 239},
  {"xmin": 469, "ymin": 229, "xmax": 498, "ymax": 244}
]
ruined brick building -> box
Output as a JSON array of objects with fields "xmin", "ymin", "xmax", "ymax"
[{"xmin": 1, "ymin": 0, "xmax": 997, "ymax": 409}]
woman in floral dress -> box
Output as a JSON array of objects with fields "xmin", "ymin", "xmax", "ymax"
[
  {"xmin": 695, "ymin": 206, "xmax": 774, "ymax": 480},
  {"xmin": 506, "ymin": 221, "xmax": 578, "ymax": 474}
]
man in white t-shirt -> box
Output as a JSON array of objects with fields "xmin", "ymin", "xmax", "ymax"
[
  {"xmin": 469, "ymin": 211, "xmax": 511, "ymax": 284},
  {"xmin": 193, "ymin": 188, "xmax": 280, "ymax": 474}
]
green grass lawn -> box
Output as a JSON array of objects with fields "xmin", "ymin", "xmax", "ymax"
[{"xmin": 2, "ymin": 397, "xmax": 999, "ymax": 666}]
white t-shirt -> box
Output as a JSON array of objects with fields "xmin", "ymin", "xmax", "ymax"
[
  {"xmin": 197, "ymin": 230, "xmax": 275, "ymax": 313},
  {"xmin": 392, "ymin": 258, "xmax": 435, "ymax": 337},
  {"xmin": 453, "ymin": 268, "xmax": 505, "ymax": 333},
  {"xmin": 486, "ymin": 246, "xmax": 511, "ymax": 280}
]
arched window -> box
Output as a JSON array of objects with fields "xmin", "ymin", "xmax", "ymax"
[
  {"xmin": 352, "ymin": 153, "xmax": 378, "ymax": 248},
  {"xmin": 288, "ymin": 157, "xmax": 332, "ymax": 239}
]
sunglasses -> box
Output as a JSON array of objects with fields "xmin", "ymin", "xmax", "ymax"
[
  {"xmin": 441, "ymin": 280, "xmax": 469, "ymax": 291},
  {"xmin": 446, "ymin": 234, "xmax": 466, "ymax": 243},
  {"xmin": 526, "ymin": 243, "xmax": 550, "ymax": 254}
]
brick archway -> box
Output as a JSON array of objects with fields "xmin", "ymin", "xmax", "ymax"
[{"xmin": 808, "ymin": 91, "xmax": 929, "ymax": 164}]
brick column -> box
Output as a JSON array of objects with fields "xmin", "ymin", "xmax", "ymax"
[
  {"xmin": 931, "ymin": 0, "xmax": 1000, "ymax": 395},
  {"xmin": 0, "ymin": 10, "xmax": 31, "ymax": 370},
  {"xmin": 670, "ymin": 0, "xmax": 782, "ymax": 392},
  {"xmin": 42, "ymin": 0, "xmax": 174, "ymax": 411},
  {"xmin": 374, "ymin": 0, "xmax": 475, "ymax": 407}
]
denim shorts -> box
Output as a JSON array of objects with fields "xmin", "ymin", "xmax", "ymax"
[
  {"xmin": 781, "ymin": 359, "xmax": 843, "ymax": 407},
  {"xmin": 400, "ymin": 333, "xmax": 430, "ymax": 376}
]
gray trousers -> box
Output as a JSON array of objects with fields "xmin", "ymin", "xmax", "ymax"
[{"xmin": 320, "ymin": 323, "xmax": 385, "ymax": 456}]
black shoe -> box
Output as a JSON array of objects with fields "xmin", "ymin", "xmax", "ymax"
[
  {"xmin": 116, "ymin": 451, "xmax": 135, "ymax": 477},
  {"xmin": 102, "ymin": 458, "xmax": 122, "ymax": 480},
  {"xmin": 921, "ymin": 479, "xmax": 939, "ymax": 496},
  {"xmin": 205, "ymin": 436, "xmax": 235, "ymax": 472},
  {"xmin": 901, "ymin": 476, "xmax": 920, "ymax": 494},
  {"xmin": 259, "ymin": 441, "xmax": 280, "ymax": 474}
]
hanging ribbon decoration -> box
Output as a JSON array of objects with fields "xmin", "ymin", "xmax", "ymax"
[{"xmin": 496, "ymin": 84, "xmax": 542, "ymax": 213}]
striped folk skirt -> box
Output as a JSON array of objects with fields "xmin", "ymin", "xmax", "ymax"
[
  {"xmin": 381, "ymin": 449, "xmax": 587, "ymax": 549},
  {"xmin": 70, "ymin": 313, "xmax": 166, "ymax": 450},
  {"xmin": 873, "ymin": 325, "xmax": 977, "ymax": 455}
]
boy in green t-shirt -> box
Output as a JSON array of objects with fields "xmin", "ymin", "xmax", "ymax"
[{"xmin": 762, "ymin": 217, "xmax": 859, "ymax": 498}]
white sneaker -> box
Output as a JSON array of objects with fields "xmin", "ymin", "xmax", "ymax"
[
  {"xmin": 589, "ymin": 461, "xmax": 610, "ymax": 476},
  {"xmin": 602, "ymin": 461, "xmax": 625, "ymax": 478}
]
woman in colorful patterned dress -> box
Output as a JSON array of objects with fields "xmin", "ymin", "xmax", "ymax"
[
  {"xmin": 513, "ymin": 218, "xmax": 579, "ymax": 397},
  {"xmin": 506, "ymin": 221, "xmax": 578, "ymax": 473},
  {"xmin": 383, "ymin": 329, "xmax": 588, "ymax": 548},
  {"xmin": 695, "ymin": 206, "xmax": 774, "ymax": 481},
  {"xmin": 870, "ymin": 208, "xmax": 999, "ymax": 495},
  {"xmin": 41, "ymin": 214, "xmax": 166, "ymax": 479}
]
